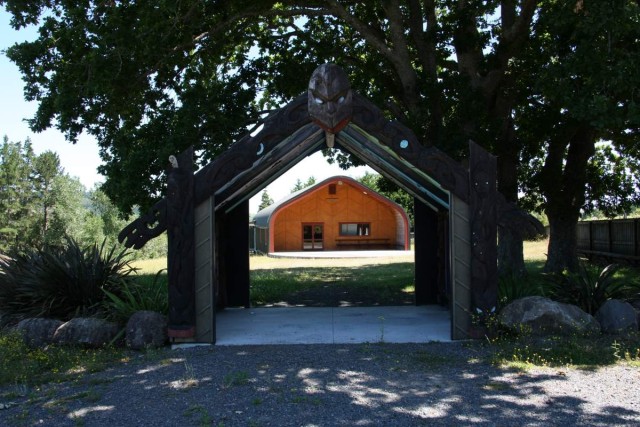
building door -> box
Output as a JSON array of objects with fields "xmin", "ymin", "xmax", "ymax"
[{"xmin": 302, "ymin": 223, "xmax": 324, "ymax": 250}]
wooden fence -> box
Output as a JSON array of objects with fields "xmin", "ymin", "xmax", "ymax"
[{"xmin": 576, "ymin": 218, "xmax": 640, "ymax": 263}]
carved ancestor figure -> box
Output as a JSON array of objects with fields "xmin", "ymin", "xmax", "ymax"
[{"xmin": 308, "ymin": 63, "xmax": 353, "ymax": 138}]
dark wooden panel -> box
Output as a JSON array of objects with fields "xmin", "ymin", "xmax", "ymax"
[
  {"xmin": 468, "ymin": 142, "xmax": 498, "ymax": 313},
  {"xmin": 414, "ymin": 199, "xmax": 439, "ymax": 305},
  {"xmin": 216, "ymin": 201, "xmax": 250, "ymax": 308}
]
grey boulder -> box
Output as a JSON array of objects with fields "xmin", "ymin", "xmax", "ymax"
[
  {"xmin": 126, "ymin": 311, "xmax": 168, "ymax": 350},
  {"xmin": 15, "ymin": 318, "xmax": 63, "ymax": 348},
  {"xmin": 500, "ymin": 296, "xmax": 600, "ymax": 336},
  {"xmin": 53, "ymin": 317, "xmax": 119, "ymax": 348},
  {"xmin": 596, "ymin": 299, "xmax": 638, "ymax": 335}
]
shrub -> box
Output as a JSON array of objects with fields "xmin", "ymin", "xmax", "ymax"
[
  {"xmin": 544, "ymin": 262, "xmax": 640, "ymax": 315},
  {"xmin": 0, "ymin": 238, "xmax": 136, "ymax": 326},
  {"xmin": 102, "ymin": 269, "xmax": 169, "ymax": 325},
  {"xmin": 498, "ymin": 273, "xmax": 545, "ymax": 307}
]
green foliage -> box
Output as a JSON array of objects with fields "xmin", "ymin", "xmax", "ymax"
[
  {"xmin": 356, "ymin": 172, "xmax": 414, "ymax": 227},
  {"xmin": 0, "ymin": 136, "xmax": 164, "ymax": 258},
  {"xmin": 290, "ymin": 176, "xmax": 316, "ymax": 192},
  {"xmin": 102, "ymin": 270, "xmax": 169, "ymax": 325},
  {"xmin": 44, "ymin": 174, "xmax": 89, "ymax": 248},
  {"xmin": 0, "ymin": 329, "xmax": 126, "ymax": 387},
  {"xmin": 489, "ymin": 334, "xmax": 640, "ymax": 369},
  {"xmin": 258, "ymin": 190, "xmax": 274, "ymax": 211},
  {"xmin": 498, "ymin": 273, "xmax": 546, "ymax": 307},
  {"xmin": 222, "ymin": 370, "xmax": 250, "ymax": 388},
  {"xmin": 0, "ymin": 238, "xmax": 136, "ymax": 326},
  {"xmin": 544, "ymin": 262, "xmax": 640, "ymax": 315},
  {"xmin": 0, "ymin": 137, "xmax": 39, "ymax": 251}
]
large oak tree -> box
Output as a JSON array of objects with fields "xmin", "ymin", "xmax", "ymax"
[{"xmin": 4, "ymin": 0, "xmax": 639, "ymax": 272}]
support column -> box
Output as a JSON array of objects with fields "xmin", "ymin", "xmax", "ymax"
[{"xmin": 167, "ymin": 147, "xmax": 196, "ymax": 338}]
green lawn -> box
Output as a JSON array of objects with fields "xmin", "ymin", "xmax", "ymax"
[{"xmin": 131, "ymin": 239, "xmax": 553, "ymax": 307}]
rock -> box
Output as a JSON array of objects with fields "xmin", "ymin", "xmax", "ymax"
[
  {"xmin": 125, "ymin": 311, "xmax": 168, "ymax": 350},
  {"xmin": 596, "ymin": 299, "xmax": 638, "ymax": 335},
  {"xmin": 53, "ymin": 317, "xmax": 119, "ymax": 348},
  {"xmin": 15, "ymin": 318, "xmax": 63, "ymax": 348},
  {"xmin": 499, "ymin": 296, "xmax": 601, "ymax": 336}
]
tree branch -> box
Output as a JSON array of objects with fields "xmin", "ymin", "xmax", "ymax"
[
  {"xmin": 383, "ymin": 0, "xmax": 420, "ymax": 109},
  {"xmin": 325, "ymin": 0, "xmax": 395, "ymax": 60}
]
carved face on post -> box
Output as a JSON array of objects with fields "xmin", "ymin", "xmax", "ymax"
[{"xmin": 308, "ymin": 64, "xmax": 353, "ymax": 133}]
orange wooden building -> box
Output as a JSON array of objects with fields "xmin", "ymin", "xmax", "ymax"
[{"xmin": 253, "ymin": 176, "xmax": 410, "ymax": 253}]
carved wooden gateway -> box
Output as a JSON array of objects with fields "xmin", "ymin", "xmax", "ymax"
[{"xmin": 119, "ymin": 64, "xmax": 541, "ymax": 342}]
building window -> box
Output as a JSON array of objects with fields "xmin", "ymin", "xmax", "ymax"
[
  {"xmin": 328, "ymin": 184, "xmax": 337, "ymax": 195},
  {"xmin": 340, "ymin": 223, "xmax": 370, "ymax": 236}
]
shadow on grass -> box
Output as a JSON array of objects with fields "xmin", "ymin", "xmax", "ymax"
[{"xmin": 250, "ymin": 263, "xmax": 416, "ymax": 307}]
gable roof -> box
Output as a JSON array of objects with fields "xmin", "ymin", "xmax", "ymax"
[
  {"xmin": 253, "ymin": 175, "xmax": 408, "ymax": 228},
  {"xmin": 119, "ymin": 76, "xmax": 474, "ymax": 250}
]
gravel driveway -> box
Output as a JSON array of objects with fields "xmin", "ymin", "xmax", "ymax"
[{"xmin": 1, "ymin": 342, "xmax": 638, "ymax": 426}]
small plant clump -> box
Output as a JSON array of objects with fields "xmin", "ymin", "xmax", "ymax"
[
  {"xmin": 486, "ymin": 330, "xmax": 640, "ymax": 369},
  {"xmin": 498, "ymin": 272, "xmax": 546, "ymax": 307},
  {"xmin": 544, "ymin": 262, "xmax": 640, "ymax": 315},
  {"xmin": 102, "ymin": 269, "xmax": 169, "ymax": 325}
]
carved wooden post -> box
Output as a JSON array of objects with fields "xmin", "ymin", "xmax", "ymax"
[
  {"xmin": 167, "ymin": 147, "xmax": 196, "ymax": 338},
  {"xmin": 468, "ymin": 141, "xmax": 498, "ymax": 313}
]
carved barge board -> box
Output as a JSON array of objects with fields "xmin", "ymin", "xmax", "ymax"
[
  {"xmin": 193, "ymin": 95, "xmax": 311, "ymax": 207},
  {"xmin": 214, "ymin": 124, "xmax": 324, "ymax": 213},
  {"xmin": 338, "ymin": 126, "xmax": 449, "ymax": 210},
  {"xmin": 351, "ymin": 94, "xmax": 470, "ymax": 201}
]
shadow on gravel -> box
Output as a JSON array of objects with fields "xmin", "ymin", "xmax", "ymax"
[{"xmin": 1, "ymin": 343, "xmax": 637, "ymax": 426}]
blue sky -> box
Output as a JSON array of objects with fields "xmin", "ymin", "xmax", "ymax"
[
  {"xmin": 0, "ymin": 10, "xmax": 103, "ymax": 189},
  {"xmin": 0, "ymin": 9, "xmax": 372, "ymax": 212}
]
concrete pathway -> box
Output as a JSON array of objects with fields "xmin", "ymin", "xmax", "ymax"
[
  {"xmin": 268, "ymin": 250, "xmax": 414, "ymax": 258},
  {"xmin": 215, "ymin": 305, "xmax": 451, "ymax": 345}
]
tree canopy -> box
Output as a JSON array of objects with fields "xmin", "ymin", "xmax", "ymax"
[
  {"xmin": 291, "ymin": 176, "xmax": 317, "ymax": 193},
  {"xmin": 258, "ymin": 189, "xmax": 274, "ymax": 211},
  {"xmin": 0, "ymin": 136, "xmax": 167, "ymax": 257},
  {"xmin": 4, "ymin": 0, "xmax": 639, "ymax": 272}
]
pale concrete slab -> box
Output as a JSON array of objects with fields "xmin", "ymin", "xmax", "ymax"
[
  {"xmin": 215, "ymin": 306, "xmax": 451, "ymax": 345},
  {"xmin": 268, "ymin": 250, "xmax": 414, "ymax": 259}
]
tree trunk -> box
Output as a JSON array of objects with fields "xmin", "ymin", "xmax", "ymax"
[
  {"xmin": 498, "ymin": 227, "xmax": 526, "ymax": 276},
  {"xmin": 542, "ymin": 125, "xmax": 596, "ymax": 273},
  {"xmin": 545, "ymin": 209, "xmax": 579, "ymax": 273},
  {"xmin": 494, "ymin": 92, "xmax": 526, "ymax": 276},
  {"xmin": 496, "ymin": 127, "xmax": 526, "ymax": 276}
]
